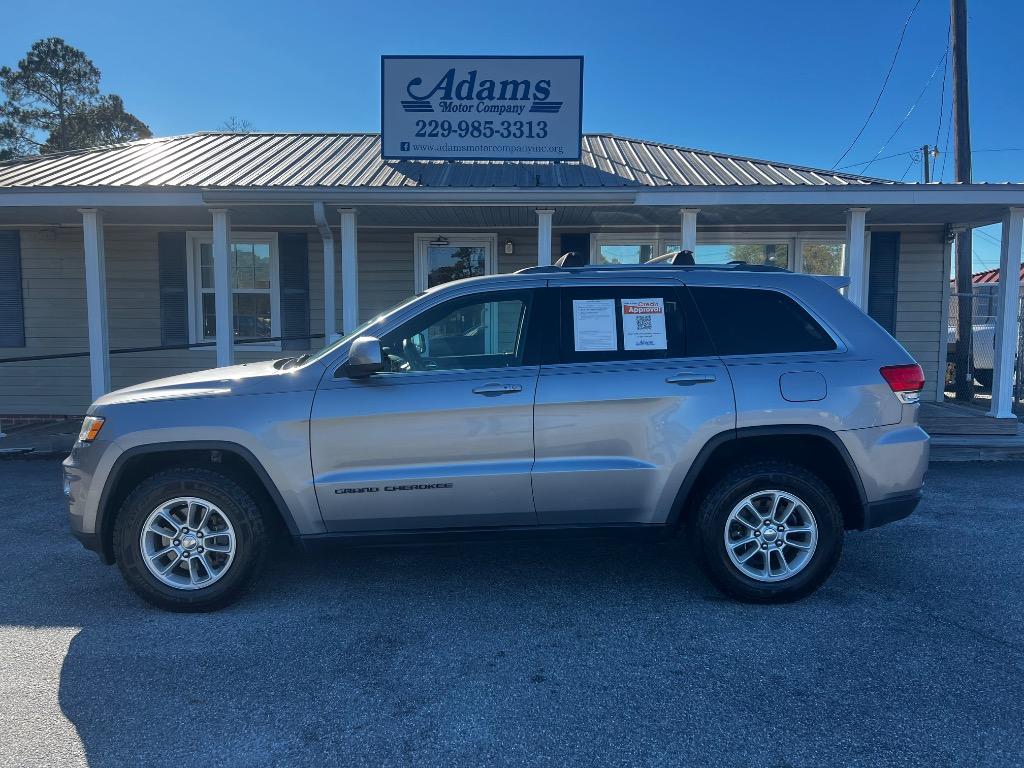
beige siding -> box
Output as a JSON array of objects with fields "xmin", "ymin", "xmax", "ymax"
[
  {"xmin": 888, "ymin": 228, "xmax": 947, "ymax": 402},
  {"xmin": 2, "ymin": 224, "xmax": 949, "ymax": 414}
]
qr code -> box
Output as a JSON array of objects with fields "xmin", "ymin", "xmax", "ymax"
[{"xmin": 635, "ymin": 315, "xmax": 653, "ymax": 330}]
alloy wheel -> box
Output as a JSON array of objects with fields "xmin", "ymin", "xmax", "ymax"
[
  {"xmin": 723, "ymin": 490, "xmax": 818, "ymax": 583},
  {"xmin": 139, "ymin": 497, "xmax": 237, "ymax": 590}
]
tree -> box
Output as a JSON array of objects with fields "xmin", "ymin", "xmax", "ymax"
[
  {"xmin": 222, "ymin": 116, "xmax": 255, "ymax": 133},
  {"xmin": 0, "ymin": 37, "xmax": 150, "ymax": 159}
]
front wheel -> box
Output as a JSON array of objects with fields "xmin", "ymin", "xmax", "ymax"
[
  {"xmin": 113, "ymin": 467, "xmax": 269, "ymax": 612},
  {"xmin": 691, "ymin": 461, "xmax": 844, "ymax": 603}
]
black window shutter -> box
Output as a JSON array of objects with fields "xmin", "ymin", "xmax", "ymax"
[
  {"xmin": 278, "ymin": 232, "xmax": 310, "ymax": 351},
  {"xmin": 0, "ymin": 230, "xmax": 25, "ymax": 347},
  {"xmin": 560, "ymin": 233, "xmax": 590, "ymax": 264},
  {"xmin": 158, "ymin": 232, "xmax": 189, "ymax": 346},
  {"xmin": 867, "ymin": 232, "xmax": 900, "ymax": 334}
]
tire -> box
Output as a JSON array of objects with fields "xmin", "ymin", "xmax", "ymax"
[
  {"xmin": 113, "ymin": 467, "xmax": 269, "ymax": 612},
  {"xmin": 690, "ymin": 461, "xmax": 844, "ymax": 604},
  {"xmin": 974, "ymin": 369, "xmax": 993, "ymax": 389}
]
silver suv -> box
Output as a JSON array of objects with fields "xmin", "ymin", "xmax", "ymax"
[{"xmin": 63, "ymin": 262, "xmax": 929, "ymax": 611}]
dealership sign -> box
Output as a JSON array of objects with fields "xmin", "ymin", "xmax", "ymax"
[{"xmin": 381, "ymin": 56, "xmax": 583, "ymax": 161}]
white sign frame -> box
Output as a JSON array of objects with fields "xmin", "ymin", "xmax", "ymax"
[{"xmin": 381, "ymin": 56, "xmax": 583, "ymax": 161}]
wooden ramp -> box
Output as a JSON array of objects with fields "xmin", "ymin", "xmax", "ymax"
[{"xmin": 919, "ymin": 401, "xmax": 1020, "ymax": 436}]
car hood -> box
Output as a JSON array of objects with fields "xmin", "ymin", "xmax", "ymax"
[{"xmin": 90, "ymin": 359, "xmax": 322, "ymax": 410}]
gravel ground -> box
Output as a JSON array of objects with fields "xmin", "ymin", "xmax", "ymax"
[{"xmin": 1, "ymin": 459, "xmax": 1022, "ymax": 768}]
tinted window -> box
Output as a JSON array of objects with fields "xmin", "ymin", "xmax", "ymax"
[
  {"xmin": 380, "ymin": 289, "xmax": 533, "ymax": 373},
  {"xmin": 690, "ymin": 287, "xmax": 836, "ymax": 356},
  {"xmin": 558, "ymin": 286, "xmax": 688, "ymax": 363}
]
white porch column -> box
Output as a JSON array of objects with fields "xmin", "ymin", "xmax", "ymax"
[
  {"xmin": 845, "ymin": 208, "xmax": 870, "ymax": 310},
  {"xmin": 536, "ymin": 208, "xmax": 554, "ymax": 266},
  {"xmin": 989, "ymin": 207, "xmax": 1024, "ymax": 419},
  {"xmin": 339, "ymin": 208, "xmax": 359, "ymax": 333},
  {"xmin": 680, "ymin": 208, "xmax": 699, "ymax": 253},
  {"xmin": 79, "ymin": 208, "xmax": 110, "ymax": 400},
  {"xmin": 210, "ymin": 208, "xmax": 234, "ymax": 367}
]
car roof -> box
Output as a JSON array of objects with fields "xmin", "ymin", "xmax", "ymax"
[{"xmin": 434, "ymin": 263, "xmax": 844, "ymax": 293}]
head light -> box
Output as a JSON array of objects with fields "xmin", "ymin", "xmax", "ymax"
[{"xmin": 78, "ymin": 416, "xmax": 105, "ymax": 443}]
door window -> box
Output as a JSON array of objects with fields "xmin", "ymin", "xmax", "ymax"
[
  {"xmin": 558, "ymin": 286, "xmax": 691, "ymax": 363},
  {"xmin": 415, "ymin": 235, "xmax": 496, "ymax": 291},
  {"xmin": 380, "ymin": 290, "xmax": 534, "ymax": 373}
]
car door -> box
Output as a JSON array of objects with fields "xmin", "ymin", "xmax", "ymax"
[
  {"xmin": 310, "ymin": 285, "xmax": 542, "ymax": 532},
  {"xmin": 533, "ymin": 278, "xmax": 736, "ymax": 526}
]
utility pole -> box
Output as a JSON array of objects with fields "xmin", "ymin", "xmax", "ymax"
[
  {"xmin": 951, "ymin": 0, "xmax": 975, "ymax": 401},
  {"xmin": 922, "ymin": 144, "xmax": 932, "ymax": 183}
]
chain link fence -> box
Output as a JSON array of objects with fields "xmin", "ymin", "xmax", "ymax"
[{"xmin": 947, "ymin": 286, "xmax": 1024, "ymax": 403}]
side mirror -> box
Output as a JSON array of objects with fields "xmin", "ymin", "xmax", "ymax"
[{"xmin": 343, "ymin": 336, "xmax": 385, "ymax": 378}]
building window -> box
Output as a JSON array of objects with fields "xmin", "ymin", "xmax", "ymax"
[
  {"xmin": 693, "ymin": 243, "xmax": 791, "ymax": 269},
  {"xmin": 800, "ymin": 241, "xmax": 846, "ymax": 276},
  {"xmin": 188, "ymin": 233, "xmax": 280, "ymax": 347}
]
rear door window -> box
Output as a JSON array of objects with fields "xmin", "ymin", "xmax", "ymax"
[
  {"xmin": 689, "ymin": 286, "xmax": 836, "ymax": 356},
  {"xmin": 557, "ymin": 286, "xmax": 690, "ymax": 363}
]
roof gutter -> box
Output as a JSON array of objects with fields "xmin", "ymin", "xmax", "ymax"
[{"xmin": 200, "ymin": 188, "xmax": 641, "ymax": 206}]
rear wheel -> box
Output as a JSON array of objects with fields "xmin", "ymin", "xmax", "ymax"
[
  {"xmin": 691, "ymin": 461, "xmax": 843, "ymax": 603},
  {"xmin": 113, "ymin": 467, "xmax": 269, "ymax": 612}
]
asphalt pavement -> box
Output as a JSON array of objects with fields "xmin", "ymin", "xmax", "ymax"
[{"xmin": 1, "ymin": 459, "xmax": 1022, "ymax": 768}]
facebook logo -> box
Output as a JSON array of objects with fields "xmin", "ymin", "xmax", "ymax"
[{"xmin": 400, "ymin": 141, "xmax": 410, "ymax": 151}]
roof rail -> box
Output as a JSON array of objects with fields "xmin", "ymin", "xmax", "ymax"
[
  {"xmin": 515, "ymin": 265, "xmax": 566, "ymax": 274},
  {"xmin": 647, "ymin": 249, "xmax": 695, "ymax": 265},
  {"xmin": 516, "ymin": 262, "xmax": 792, "ymax": 275}
]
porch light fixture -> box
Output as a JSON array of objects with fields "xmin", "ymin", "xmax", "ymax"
[
  {"xmin": 429, "ymin": 235, "xmax": 449, "ymax": 247},
  {"xmin": 504, "ymin": 239, "xmax": 514, "ymax": 255}
]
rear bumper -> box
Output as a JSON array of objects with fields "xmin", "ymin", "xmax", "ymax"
[{"xmin": 861, "ymin": 489, "xmax": 922, "ymax": 529}]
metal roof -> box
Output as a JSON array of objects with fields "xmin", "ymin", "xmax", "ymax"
[
  {"xmin": 968, "ymin": 265, "xmax": 1024, "ymax": 284},
  {"xmin": 0, "ymin": 132, "xmax": 892, "ymax": 190}
]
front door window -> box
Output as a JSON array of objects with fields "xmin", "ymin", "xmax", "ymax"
[{"xmin": 380, "ymin": 290, "xmax": 532, "ymax": 373}]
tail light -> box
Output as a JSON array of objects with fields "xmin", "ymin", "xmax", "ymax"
[{"xmin": 880, "ymin": 364, "xmax": 925, "ymax": 404}]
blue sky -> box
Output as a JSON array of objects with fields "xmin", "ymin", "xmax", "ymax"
[{"xmin": 3, "ymin": 0, "xmax": 1021, "ymax": 270}]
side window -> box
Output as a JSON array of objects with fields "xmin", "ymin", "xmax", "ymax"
[
  {"xmin": 689, "ymin": 286, "xmax": 837, "ymax": 356},
  {"xmin": 558, "ymin": 286, "xmax": 688, "ymax": 363},
  {"xmin": 380, "ymin": 289, "xmax": 533, "ymax": 373}
]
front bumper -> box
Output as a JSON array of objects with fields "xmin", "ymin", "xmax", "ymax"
[
  {"xmin": 862, "ymin": 489, "xmax": 922, "ymax": 529},
  {"xmin": 63, "ymin": 437, "xmax": 119, "ymax": 562}
]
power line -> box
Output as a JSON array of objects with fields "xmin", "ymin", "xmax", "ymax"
[
  {"xmin": 862, "ymin": 48, "xmax": 949, "ymax": 175},
  {"xmin": 831, "ymin": 0, "xmax": 924, "ymax": 169},
  {"xmin": 972, "ymin": 250, "xmax": 997, "ymax": 270},
  {"xmin": 938, "ymin": 98, "xmax": 953, "ymax": 181},
  {"xmin": 898, "ymin": 154, "xmax": 919, "ymax": 181},
  {"xmin": 837, "ymin": 149, "xmax": 918, "ymax": 170},
  {"xmin": 975, "ymin": 229, "xmax": 1001, "ymax": 245},
  {"xmin": 934, "ymin": 15, "xmax": 951, "ymax": 148}
]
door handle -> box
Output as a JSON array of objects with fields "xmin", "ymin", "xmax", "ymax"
[
  {"xmin": 665, "ymin": 372, "xmax": 717, "ymax": 386},
  {"xmin": 472, "ymin": 383, "xmax": 524, "ymax": 396}
]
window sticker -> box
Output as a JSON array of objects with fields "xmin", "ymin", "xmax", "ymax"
[
  {"xmin": 622, "ymin": 298, "xmax": 667, "ymax": 350},
  {"xmin": 572, "ymin": 299, "xmax": 617, "ymax": 351}
]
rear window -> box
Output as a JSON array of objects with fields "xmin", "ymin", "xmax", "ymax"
[{"xmin": 690, "ymin": 287, "xmax": 836, "ymax": 356}]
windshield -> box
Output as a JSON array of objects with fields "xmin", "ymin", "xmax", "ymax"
[{"xmin": 303, "ymin": 293, "xmax": 423, "ymax": 365}]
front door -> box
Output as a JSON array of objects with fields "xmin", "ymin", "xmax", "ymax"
[
  {"xmin": 415, "ymin": 234, "xmax": 497, "ymax": 291},
  {"xmin": 532, "ymin": 280, "xmax": 736, "ymax": 526},
  {"xmin": 310, "ymin": 286, "xmax": 541, "ymax": 532}
]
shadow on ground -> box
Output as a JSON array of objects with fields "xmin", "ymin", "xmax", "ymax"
[{"xmin": 1, "ymin": 460, "xmax": 1023, "ymax": 767}]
